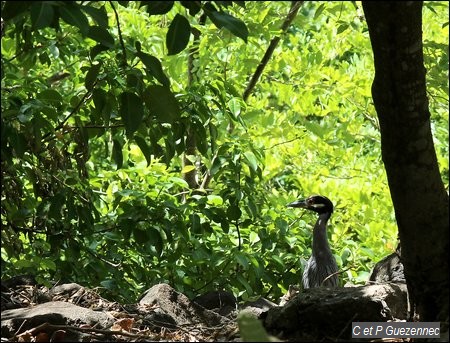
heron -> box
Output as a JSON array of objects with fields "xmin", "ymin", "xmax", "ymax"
[{"xmin": 288, "ymin": 195, "xmax": 339, "ymax": 288}]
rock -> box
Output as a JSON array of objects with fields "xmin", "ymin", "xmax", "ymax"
[
  {"xmin": 1, "ymin": 275, "xmax": 37, "ymax": 290},
  {"xmin": 240, "ymin": 297, "xmax": 278, "ymax": 318},
  {"xmin": 193, "ymin": 290, "xmax": 237, "ymax": 317},
  {"xmin": 264, "ymin": 283, "xmax": 408, "ymax": 341},
  {"xmin": 1, "ymin": 301, "xmax": 114, "ymax": 339},
  {"xmin": 139, "ymin": 283, "xmax": 229, "ymax": 329},
  {"xmin": 49, "ymin": 283, "xmax": 84, "ymax": 297},
  {"xmin": 369, "ymin": 246, "xmax": 405, "ymax": 283},
  {"xmin": 278, "ymin": 284, "xmax": 300, "ymax": 306}
]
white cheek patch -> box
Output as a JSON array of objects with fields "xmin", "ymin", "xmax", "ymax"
[{"xmin": 311, "ymin": 203, "xmax": 325, "ymax": 209}]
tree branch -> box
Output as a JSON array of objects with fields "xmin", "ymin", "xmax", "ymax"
[
  {"xmin": 42, "ymin": 83, "xmax": 97, "ymax": 143},
  {"xmin": 109, "ymin": 0, "xmax": 127, "ymax": 66},
  {"xmin": 242, "ymin": 1, "xmax": 304, "ymax": 103}
]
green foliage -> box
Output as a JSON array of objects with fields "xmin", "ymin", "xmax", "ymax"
[
  {"xmin": 1, "ymin": 1, "xmax": 448, "ymax": 304},
  {"xmin": 238, "ymin": 312, "xmax": 280, "ymax": 342}
]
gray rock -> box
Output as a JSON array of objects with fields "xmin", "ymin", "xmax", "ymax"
[
  {"xmin": 193, "ymin": 290, "xmax": 237, "ymax": 317},
  {"xmin": 1, "ymin": 301, "xmax": 114, "ymax": 338},
  {"xmin": 139, "ymin": 283, "xmax": 229, "ymax": 328},
  {"xmin": 264, "ymin": 283, "xmax": 408, "ymax": 341},
  {"xmin": 240, "ymin": 297, "xmax": 278, "ymax": 318}
]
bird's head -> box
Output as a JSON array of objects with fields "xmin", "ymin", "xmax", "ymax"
[{"xmin": 287, "ymin": 195, "xmax": 334, "ymax": 215}]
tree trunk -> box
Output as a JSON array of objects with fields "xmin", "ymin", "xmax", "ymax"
[{"xmin": 362, "ymin": 2, "xmax": 449, "ymax": 322}]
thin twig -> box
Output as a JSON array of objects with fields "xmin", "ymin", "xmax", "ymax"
[
  {"xmin": 242, "ymin": 1, "xmax": 304, "ymax": 103},
  {"xmin": 109, "ymin": 0, "xmax": 127, "ymax": 66},
  {"xmin": 263, "ymin": 134, "xmax": 305, "ymax": 150},
  {"xmin": 42, "ymin": 83, "xmax": 97, "ymax": 143}
]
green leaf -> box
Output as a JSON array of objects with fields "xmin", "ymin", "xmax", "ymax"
[
  {"xmin": 10, "ymin": 130, "xmax": 27, "ymax": 158},
  {"xmin": 134, "ymin": 136, "xmax": 152, "ymax": 166},
  {"xmin": 228, "ymin": 98, "xmax": 241, "ymax": 118},
  {"xmin": 30, "ymin": 2, "xmax": 54, "ymax": 30},
  {"xmin": 92, "ymin": 88, "xmax": 107, "ymax": 113},
  {"xmin": 221, "ymin": 221, "xmax": 230, "ymax": 233},
  {"xmin": 82, "ymin": 5, "xmax": 108, "ymax": 27},
  {"xmin": 147, "ymin": 228, "xmax": 163, "ymax": 257},
  {"xmin": 59, "ymin": 3, "xmax": 90, "ymax": 35},
  {"xmin": 90, "ymin": 44, "xmax": 110, "ymax": 59},
  {"xmin": 243, "ymin": 151, "xmax": 258, "ymax": 171},
  {"xmin": 87, "ymin": 26, "xmax": 115, "ymax": 48},
  {"xmin": 274, "ymin": 217, "xmax": 288, "ymax": 235},
  {"xmin": 180, "ymin": 1, "xmax": 201, "ymax": 16},
  {"xmin": 181, "ymin": 165, "xmax": 196, "ymax": 173},
  {"xmin": 146, "ymin": 1, "xmax": 174, "ymax": 15},
  {"xmin": 337, "ymin": 23, "xmax": 349, "ymax": 35},
  {"xmin": 85, "ymin": 63, "xmax": 101, "ymax": 90},
  {"xmin": 41, "ymin": 258, "xmax": 57, "ymax": 271},
  {"xmin": 235, "ymin": 252, "xmax": 249, "ymax": 269},
  {"xmin": 271, "ymin": 254, "xmax": 285, "ymax": 269},
  {"xmin": 2, "ymin": 2, "xmax": 31, "ymax": 21},
  {"xmin": 133, "ymin": 227, "xmax": 148, "ymax": 244},
  {"xmin": 49, "ymin": 193, "xmax": 65, "ymax": 219},
  {"xmin": 236, "ymin": 274, "xmax": 253, "ymax": 295},
  {"xmin": 227, "ymin": 204, "xmax": 242, "ymax": 221},
  {"xmin": 112, "ymin": 138, "xmax": 123, "ymax": 169},
  {"xmin": 37, "ymin": 89, "xmax": 63, "ymax": 104},
  {"xmin": 169, "ymin": 176, "xmax": 189, "ymax": 188},
  {"xmin": 166, "ymin": 14, "xmax": 191, "ymax": 55},
  {"xmin": 238, "ymin": 312, "xmax": 278, "ymax": 342},
  {"xmin": 120, "ymin": 92, "xmax": 145, "ymax": 137},
  {"xmin": 210, "ymin": 156, "xmax": 226, "ymax": 176},
  {"xmin": 100, "ymin": 279, "xmax": 116, "ymax": 290},
  {"xmin": 137, "ymin": 52, "xmax": 170, "ymax": 86},
  {"xmin": 233, "ymin": 2, "xmax": 246, "ymax": 8},
  {"xmin": 314, "ymin": 3, "xmax": 326, "ymax": 19},
  {"xmin": 143, "ymin": 85, "xmax": 181, "ymax": 124},
  {"xmin": 190, "ymin": 213, "xmax": 202, "ymax": 234},
  {"xmin": 207, "ymin": 11, "xmax": 248, "ymax": 43}
]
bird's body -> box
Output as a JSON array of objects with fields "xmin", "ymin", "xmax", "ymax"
[{"xmin": 288, "ymin": 195, "xmax": 339, "ymax": 289}]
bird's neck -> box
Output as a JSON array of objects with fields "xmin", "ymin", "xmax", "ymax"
[{"xmin": 312, "ymin": 212, "xmax": 332, "ymax": 256}]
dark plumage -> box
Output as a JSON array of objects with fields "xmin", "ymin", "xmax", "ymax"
[{"xmin": 288, "ymin": 195, "xmax": 339, "ymax": 288}]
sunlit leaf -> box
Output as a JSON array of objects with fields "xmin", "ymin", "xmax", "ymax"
[
  {"xmin": 181, "ymin": 165, "xmax": 196, "ymax": 174},
  {"xmin": 134, "ymin": 136, "xmax": 152, "ymax": 166},
  {"xmin": 243, "ymin": 151, "xmax": 258, "ymax": 171},
  {"xmin": 228, "ymin": 98, "xmax": 241, "ymax": 118},
  {"xmin": 314, "ymin": 3, "xmax": 326, "ymax": 19},
  {"xmin": 337, "ymin": 23, "xmax": 349, "ymax": 34}
]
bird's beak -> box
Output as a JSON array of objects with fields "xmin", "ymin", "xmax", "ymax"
[{"xmin": 287, "ymin": 199, "xmax": 307, "ymax": 208}]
